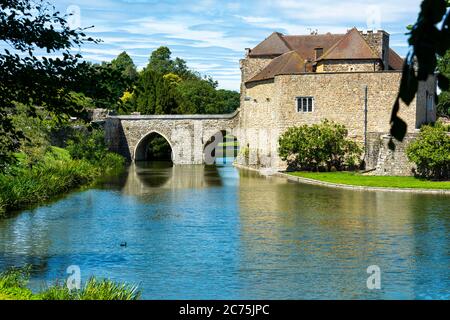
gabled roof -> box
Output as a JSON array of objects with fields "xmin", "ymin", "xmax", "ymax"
[
  {"xmin": 247, "ymin": 51, "xmax": 306, "ymax": 83},
  {"xmin": 317, "ymin": 28, "xmax": 380, "ymax": 61},
  {"xmin": 249, "ymin": 32, "xmax": 345, "ymax": 60},
  {"xmin": 388, "ymin": 48, "xmax": 404, "ymax": 70},
  {"xmin": 283, "ymin": 33, "xmax": 345, "ymax": 61},
  {"xmin": 249, "ymin": 32, "xmax": 292, "ymax": 57}
]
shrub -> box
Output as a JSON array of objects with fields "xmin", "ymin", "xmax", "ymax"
[
  {"xmin": 278, "ymin": 120, "xmax": 362, "ymax": 171},
  {"xmin": 66, "ymin": 129, "xmax": 109, "ymax": 164},
  {"xmin": 407, "ymin": 123, "xmax": 450, "ymax": 180},
  {"xmin": 66, "ymin": 128, "xmax": 125, "ymax": 170}
]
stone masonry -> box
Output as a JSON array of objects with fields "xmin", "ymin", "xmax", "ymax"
[
  {"xmin": 105, "ymin": 112, "xmax": 240, "ymax": 164},
  {"xmin": 104, "ymin": 28, "xmax": 437, "ymax": 176}
]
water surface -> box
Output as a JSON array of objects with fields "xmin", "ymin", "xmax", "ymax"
[{"xmin": 0, "ymin": 162, "xmax": 448, "ymax": 299}]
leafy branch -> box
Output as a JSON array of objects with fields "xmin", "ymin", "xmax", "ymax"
[{"xmin": 390, "ymin": 0, "xmax": 450, "ymax": 150}]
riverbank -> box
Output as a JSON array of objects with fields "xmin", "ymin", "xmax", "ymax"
[
  {"xmin": 0, "ymin": 147, "xmax": 124, "ymax": 218},
  {"xmin": 280, "ymin": 171, "xmax": 450, "ymax": 194}
]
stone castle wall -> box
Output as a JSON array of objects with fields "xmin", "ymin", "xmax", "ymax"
[
  {"xmin": 236, "ymin": 66, "xmax": 436, "ymax": 174},
  {"xmin": 319, "ymin": 60, "xmax": 383, "ymax": 72},
  {"xmin": 360, "ymin": 30, "xmax": 390, "ymax": 69},
  {"xmin": 366, "ymin": 132, "xmax": 418, "ymax": 176}
]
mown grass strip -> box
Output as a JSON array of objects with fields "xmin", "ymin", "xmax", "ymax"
[{"xmin": 289, "ymin": 172, "xmax": 450, "ymax": 190}]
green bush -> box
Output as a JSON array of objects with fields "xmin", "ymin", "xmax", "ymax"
[
  {"xmin": 407, "ymin": 123, "xmax": 450, "ymax": 180},
  {"xmin": 278, "ymin": 120, "xmax": 362, "ymax": 171},
  {"xmin": 66, "ymin": 129, "xmax": 125, "ymax": 171},
  {"xmin": 66, "ymin": 129, "xmax": 108, "ymax": 163}
]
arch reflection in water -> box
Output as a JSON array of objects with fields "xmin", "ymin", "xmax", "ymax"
[
  {"xmin": 121, "ymin": 162, "xmax": 224, "ymax": 197},
  {"xmin": 0, "ymin": 165, "xmax": 448, "ymax": 299}
]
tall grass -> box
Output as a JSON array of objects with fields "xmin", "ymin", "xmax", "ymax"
[
  {"xmin": 38, "ymin": 277, "xmax": 141, "ymax": 300},
  {"xmin": 0, "ymin": 147, "xmax": 124, "ymax": 217},
  {"xmin": 0, "ymin": 268, "xmax": 140, "ymax": 300},
  {"xmin": 0, "ymin": 267, "xmax": 34, "ymax": 300}
]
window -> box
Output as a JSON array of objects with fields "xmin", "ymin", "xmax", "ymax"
[{"xmin": 296, "ymin": 97, "xmax": 314, "ymax": 113}]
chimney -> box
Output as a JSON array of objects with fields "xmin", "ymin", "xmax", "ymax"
[{"xmin": 314, "ymin": 48, "xmax": 324, "ymax": 60}]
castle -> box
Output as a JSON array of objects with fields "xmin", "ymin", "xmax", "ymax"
[
  {"xmin": 236, "ymin": 28, "xmax": 437, "ymax": 174},
  {"xmin": 106, "ymin": 28, "xmax": 437, "ymax": 176}
]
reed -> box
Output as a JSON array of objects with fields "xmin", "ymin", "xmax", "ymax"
[
  {"xmin": 0, "ymin": 267, "xmax": 140, "ymax": 300},
  {"xmin": 0, "ymin": 147, "xmax": 124, "ymax": 217}
]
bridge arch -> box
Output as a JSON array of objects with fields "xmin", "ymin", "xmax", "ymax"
[
  {"xmin": 134, "ymin": 130, "xmax": 174, "ymax": 162},
  {"xmin": 104, "ymin": 110, "xmax": 240, "ymax": 165}
]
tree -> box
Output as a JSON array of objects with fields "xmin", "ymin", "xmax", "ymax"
[
  {"xmin": 215, "ymin": 89, "xmax": 240, "ymax": 114},
  {"xmin": 111, "ymin": 51, "xmax": 138, "ymax": 83},
  {"xmin": 407, "ymin": 123, "xmax": 450, "ymax": 180},
  {"xmin": 146, "ymin": 46, "xmax": 196, "ymax": 79},
  {"xmin": 76, "ymin": 62, "xmax": 131, "ymax": 111},
  {"xmin": 278, "ymin": 120, "xmax": 362, "ymax": 171},
  {"xmin": 390, "ymin": 0, "xmax": 450, "ymax": 149},
  {"xmin": 0, "ymin": 0, "xmax": 97, "ymax": 170},
  {"xmin": 437, "ymin": 50, "xmax": 450, "ymax": 117},
  {"xmin": 134, "ymin": 69, "xmax": 178, "ymax": 114},
  {"xmin": 176, "ymin": 79, "xmax": 240, "ymax": 114},
  {"xmin": 176, "ymin": 79, "xmax": 218, "ymax": 114}
]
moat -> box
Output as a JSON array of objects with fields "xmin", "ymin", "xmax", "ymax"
[{"xmin": 0, "ymin": 161, "xmax": 448, "ymax": 299}]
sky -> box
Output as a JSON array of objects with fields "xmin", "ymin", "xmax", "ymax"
[{"xmin": 47, "ymin": 1, "xmax": 423, "ymax": 90}]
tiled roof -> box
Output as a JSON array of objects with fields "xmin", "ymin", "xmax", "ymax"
[
  {"xmin": 249, "ymin": 32, "xmax": 345, "ymax": 61},
  {"xmin": 247, "ymin": 28, "xmax": 403, "ymax": 83},
  {"xmin": 388, "ymin": 48, "xmax": 404, "ymax": 70},
  {"xmin": 249, "ymin": 32, "xmax": 292, "ymax": 57},
  {"xmin": 283, "ymin": 34, "xmax": 345, "ymax": 61},
  {"xmin": 247, "ymin": 51, "xmax": 306, "ymax": 83},
  {"xmin": 317, "ymin": 28, "xmax": 379, "ymax": 61}
]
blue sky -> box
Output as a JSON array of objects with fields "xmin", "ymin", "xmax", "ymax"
[{"xmin": 51, "ymin": 0, "xmax": 423, "ymax": 90}]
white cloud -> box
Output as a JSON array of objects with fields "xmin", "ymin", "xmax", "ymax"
[
  {"xmin": 124, "ymin": 16, "xmax": 255, "ymax": 52},
  {"xmin": 44, "ymin": 0, "xmax": 426, "ymax": 90}
]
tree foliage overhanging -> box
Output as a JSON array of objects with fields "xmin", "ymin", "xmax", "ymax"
[
  {"xmin": 390, "ymin": 0, "xmax": 450, "ymax": 149},
  {"xmin": 0, "ymin": 0, "xmax": 94, "ymax": 169},
  {"xmin": 0, "ymin": 0, "xmax": 135, "ymax": 170},
  {"xmin": 0, "ymin": 0, "xmax": 239, "ymax": 170},
  {"xmin": 437, "ymin": 50, "xmax": 450, "ymax": 117}
]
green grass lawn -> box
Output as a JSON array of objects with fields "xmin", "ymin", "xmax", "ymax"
[{"xmin": 289, "ymin": 172, "xmax": 450, "ymax": 190}]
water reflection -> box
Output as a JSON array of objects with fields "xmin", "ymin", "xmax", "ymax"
[
  {"xmin": 121, "ymin": 162, "xmax": 223, "ymax": 195},
  {"xmin": 0, "ymin": 162, "xmax": 448, "ymax": 299},
  {"xmin": 237, "ymin": 171, "xmax": 449, "ymax": 299}
]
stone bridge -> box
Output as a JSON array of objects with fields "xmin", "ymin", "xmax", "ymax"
[{"xmin": 104, "ymin": 110, "xmax": 240, "ymax": 164}]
